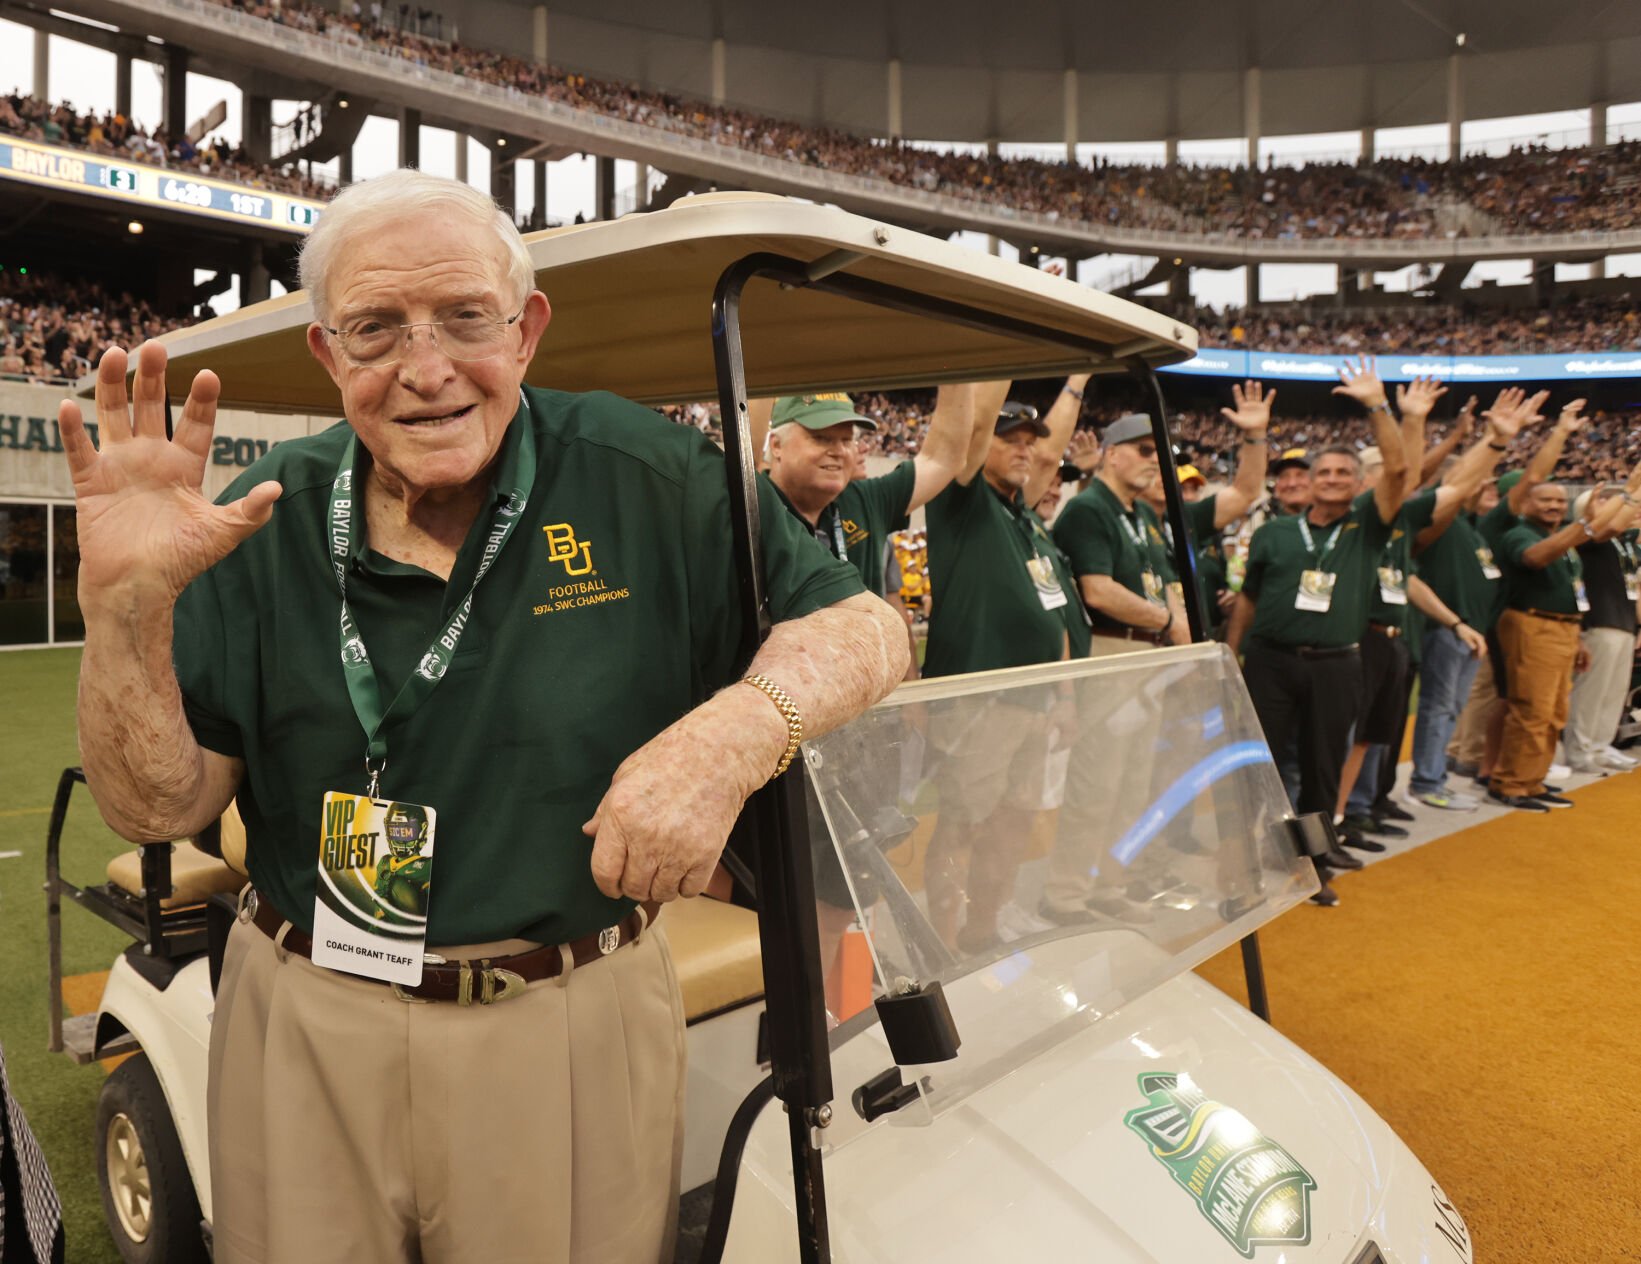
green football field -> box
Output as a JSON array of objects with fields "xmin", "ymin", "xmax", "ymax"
[{"xmin": 1, "ymin": 647, "xmax": 133, "ymax": 1263}]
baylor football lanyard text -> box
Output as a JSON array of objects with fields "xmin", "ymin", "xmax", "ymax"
[{"xmin": 327, "ymin": 422, "xmax": 536, "ymax": 796}]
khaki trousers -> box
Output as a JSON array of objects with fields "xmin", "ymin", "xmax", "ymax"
[
  {"xmin": 1448, "ymin": 657, "xmax": 1500, "ymax": 769},
  {"xmin": 1492, "ymin": 609, "xmax": 1581, "ymax": 798},
  {"xmin": 1564, "ymin": 626, "xmax": 1636, "ymax": 765},
  {"xmin": 208, "ymin": 906, "xmax": 687, "ymax": 1264}
]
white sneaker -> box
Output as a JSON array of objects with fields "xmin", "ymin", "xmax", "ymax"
[
  {"xmin": 1411, "ymin": 788, "xmax": 1480, "ymax": 811},
  {"xmin": 1599, "ymin": 747, "xmax": 1638, "ymax": 770},
  {"xmin": 995, "ymin": 900, "xmax": 1055, "ymax": 941},
  {"xmin": 1549, "ymin": 762, "xmax": 1572, "ymax": 781}
]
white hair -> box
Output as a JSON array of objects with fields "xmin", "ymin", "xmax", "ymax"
[{"xmin": 298, "ymin": 168, "xmax": 534, "ymax": 325}]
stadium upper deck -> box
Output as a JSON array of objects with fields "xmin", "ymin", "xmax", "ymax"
[{"xmin": 19, "ymin": 0, "xmax": 1641, "ymax": 266}]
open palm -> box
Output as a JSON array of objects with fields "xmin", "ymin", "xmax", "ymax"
[{"xmin": 60, "ymin": 342, "xmax": 281, "ymax": 603}]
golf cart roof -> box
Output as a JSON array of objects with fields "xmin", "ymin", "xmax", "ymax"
[{"xmin": 101, "ymin": 191, "xmax": 1196, "ymax": 415}]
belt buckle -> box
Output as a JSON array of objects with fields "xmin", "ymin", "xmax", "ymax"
[
  {"xmin": 239, "ymin": 888, "xmax": 259, "ymax": 924},
  {"xmin": 457, "ymin": 959, "xmax": 527, "ymax": 1006},
  {"xmin": 598, "ymin": 925, "xmax": 621, "ymax": 956}
]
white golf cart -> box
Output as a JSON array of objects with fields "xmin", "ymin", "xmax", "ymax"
[{"xmin": 46, "ymin": 193, "xmax": 1474, "ymax": 1264}]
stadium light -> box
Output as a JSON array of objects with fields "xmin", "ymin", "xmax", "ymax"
[
  {"xmin": 498, "ymin": 137, "xmax": 508, "ymax": 148},
  {"xmin": 338, "ymin": 98, "xmax": 350, "ymax": 108},
  {"xmin": 1456, "ymin": 33, "xmax": 1466, "ymax": 46},
  {"xmin": 128, "ymin": 221, "xmax": 144, "ymax": 235}
]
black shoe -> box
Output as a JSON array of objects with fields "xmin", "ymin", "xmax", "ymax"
[
  {"xmin": 1309, "ymin": 879, "xmax": 1340, "ymax": 907},
  {"xmin": 1532, "ymin": 791, "xmax": 1574, "ymax": 809},
  {"xmin": 1342, "ymin": 833, "xmax": 1388, "ymax": 853},
  {"xmin": 1487, "ymin": 789, "xmax": 1549, "ymax": 813},
  {"xmin": 1371, "ymin": 799, "xmax": 1415, "ymax": 823},
  {"xmin": 1319, "ymin": 847, "xmax": 1364, "ymax": 871},
  {"xmin": 1341, "ymin": 812, "xmax": 1408, "ymax": 839},
  {"xmin": 1542, "ymin": 783, "xmax": 1564, "ymax": 794}
]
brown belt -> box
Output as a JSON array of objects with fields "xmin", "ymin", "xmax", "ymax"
[
  {"xmin": 246, "ymin": 888, "xmax": 660, "ymax": 1005},
  {"xmin": 1367, "ymin": 622, "xmax": 1403, "ymax": 639},
  {"xmin": 1521, "ymin": 607, "xmax": 1583, "ymax": 624},
  {"xmin": 1091, "ymin": 624, "xmax": 1166, "ymax": 646}
]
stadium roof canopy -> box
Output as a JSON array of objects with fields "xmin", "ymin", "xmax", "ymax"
[{"xmin": 449, "ymin": 0, "xmax": 1641, "ymax": 145}]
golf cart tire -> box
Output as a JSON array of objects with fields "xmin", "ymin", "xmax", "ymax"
[{"xmin": 97, "ymin": 1053, "xmax": 209, "ymax": 1264}]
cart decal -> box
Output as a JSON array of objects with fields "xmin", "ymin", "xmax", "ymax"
[{"xmin": 1125, "ymin": 1072, "xmax": 1315, "ymax": 1258}]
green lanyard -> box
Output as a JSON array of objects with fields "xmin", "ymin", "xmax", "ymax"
[
  {"xmin": 1297, "ymin": 515, "xmax": 1345, "ymax": 570},
  {"xmin": 328, "ymin": 420, "xmax": 536, "ymax": 795}
]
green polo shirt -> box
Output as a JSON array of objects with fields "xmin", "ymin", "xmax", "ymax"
[
  {"xmin": 924, "ymin": 475, "xmax": 1078, "ymax": 675},
  {"xmin": 1415, "ymin": 511, "xmax": 1500, "ymax": 633},
  {"xmin": 1243, "ymin": 491, "xmax": 1395, "ymax": 649},
  {"xmin": 173, "ymin": 388, "xmax": 864, "ymax": 945},
  {"xmin": 762, "ymin": 459, "xmax": 917, "ymax": 597},
  {"xmin": 1028, "ymin": 504, "xmax": 1091, "ymax": 658},
  {"xmin": 1176, "ymin": 496, "xmax": 1226, "ymax": 625},
  {"xmin": 1367, "ymin": 490, "xmax": 1438, "ymax": 632},
  {"xmin": 1500, "ymin": 519, "xmax": 1582, "ymax": 615},
  {"xmin": 1052, "ymin": 480, "xmax": 1171, "ymax": 633}
]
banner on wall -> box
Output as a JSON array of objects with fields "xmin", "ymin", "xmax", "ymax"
[
  {"xmin": 1161, "ymin": 348, "xmax": 1641, "ymax": 383},
  {"xmin": 0, "ymin": 380, "xmax": 339, "ymax": 501}
]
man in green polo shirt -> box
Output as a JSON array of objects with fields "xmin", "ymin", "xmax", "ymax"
[
  {"xmin": 1491, "ymin": 477, "xmax": 1637, "ymax": 810},
  {"xmin": 60, "ymin": 169, "xmax": 906, "ymax": 1263},
  {"xmin": 1226, "ymin": 359, "xmax": 1413, "ymax": 902},
  {"xmin": 921, "ymin": 377, "xmax": 1087, "ymax": 948}
]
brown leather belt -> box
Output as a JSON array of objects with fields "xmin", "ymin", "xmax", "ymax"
[
  {"xmin": 246, "ymin": 889, "xmax": 660, "ymax": 1005},
  {"xmin": 1367, "ymin": 622, "xmax": 1403, "ymax": 639},
  {"xmin": 1522, "ymin": 607, "xmax": 1583, "ymax": 624},
  {"xmin": 1091, "ymin": 623, "xmax": 1166, "ymax": 646}
]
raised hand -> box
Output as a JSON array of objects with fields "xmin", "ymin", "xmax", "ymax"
[
  {"xmin": 1219, "ymin": 379, "xmax": 1275, "ymax": 433},
  {"xmin": 1066, "ymin": 427, "xmax": 1101, "ymax": 473},
  {"xmin": 1394, "ymin": 375, "xmax": 1447, "ymax": 421},
  {"xmin": 59, "ymin": 341, "xmax": 281, "ymax": 609},
  {"xmin": 1482, "ymin": 388, "xmax": 1549, "ymax": 443},
  {"xmin": 1331, "ymin": 357, "xmax": 1388, "ymax": 409},
  {"xmin": 1456, "ymin": 395, "xmax": 1479, "ymax": 435},
  {"xmin": 1556, "ymin": 398, "xmax": 1588, "ymax": 433}
]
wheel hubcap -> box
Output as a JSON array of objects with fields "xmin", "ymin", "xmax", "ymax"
[{"xmin": 106, "ymin": 1113, "xmax": 152, "ymax": 1242}]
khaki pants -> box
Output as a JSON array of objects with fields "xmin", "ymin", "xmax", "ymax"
[
  {"xmin": 1564, "ymin": 626, "xmax": 1636, "ymax": 766},
  {"xmin": 209, "ymin": 904, "xmax": 687, "ymax": 1264},
  {"xmin": 1492, "ymin": 609, "xmax": 1581, "ymax": 798},
  {"xmin": 1448, "ymin": 655, "xmax": 1500, "ymax": 769}
]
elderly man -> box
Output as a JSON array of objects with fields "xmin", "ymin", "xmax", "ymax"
[
  {"xmin": 1566, "ymin": 475, "xmax": 1641, "ymax": 772},
  {"xmin": 1227, "ymin": 360, "xmax": 1413, "ymax": 905},
  {"xmin": 1491, "ymin": 470, "xmax": 1639, "ymax": 809},
  {"xmin": 61, "ymin": 170, "xmax": 906, "ymax": 1263}
]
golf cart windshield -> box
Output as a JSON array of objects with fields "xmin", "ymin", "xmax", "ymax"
[{"xmin": 805, "ymin": 642, "xmax": 1313, "ymax": 1124}]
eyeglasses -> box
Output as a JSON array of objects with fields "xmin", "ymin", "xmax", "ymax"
[
  {"xmin": 323, "ymin": 307, "xmax": 524, "ymax": 368},
  {"xmin": 1135, "ymin": 444, "xmax": 1159, "ymax": 458}
]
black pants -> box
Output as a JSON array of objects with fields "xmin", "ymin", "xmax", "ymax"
[{"xmin": 1243, "ymin": 641, "xmax": 1365, "ymax": 818}]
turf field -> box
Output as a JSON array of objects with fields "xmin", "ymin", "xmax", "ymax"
[{"xmin": 1, "ymin": 647, "xmax": 129, "ymax": 1263}]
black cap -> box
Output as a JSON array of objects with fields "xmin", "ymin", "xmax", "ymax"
[{"xmin": 995, "ymin": 401, "xmax": 1049, "ymax": 438}]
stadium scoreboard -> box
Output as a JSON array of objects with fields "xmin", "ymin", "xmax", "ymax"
[{"xmin": 1, "ymin": 136, "xmax": 323, "ymax": 235}]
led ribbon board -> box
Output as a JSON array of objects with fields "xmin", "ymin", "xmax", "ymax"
[
  {"xmin": 1161, "ymin": 347, "xmax": 1641, "ymax": 383},
  {"xmin": 0, "ymin": 136, "xmax": 323, "ymax": 234}
]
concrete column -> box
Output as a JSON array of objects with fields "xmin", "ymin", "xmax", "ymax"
[
  {"xmin": 534, "ymin": 159, "xmax": 548, "ymax": 224},
  {"xmin": 163, "ymin": 45, "xmax": 188, "ymax": 138},
  {"xmin": 1164, "ymin": 136, "xmax": 1179, "ymax": 167},
  {"xmin": 986, "ymin": 139, "xmax": 1000, "ymax": 255},
  {"xmin": 1360, "ymin": 126, "xmax": 1375, "ymax": 162},
  {"xmin": 32, "ymin": 29, "xmax": 49, "ymax": 101},
  {"xmin": 1243, "ymin": 66, "xmax": 1260, "ymax": 168},
  {"xmin": 634, "ymin": 161, "xmax": 649, "ymax": 210},
  {"xmin": 1591, "ymin": 102, "xmax": 1608, "ymax": 151},
  {"xmin": 887, "ymin": 58, "xmax": 902, "ymax": 139},
  {"xmin": 1063, "ymin": 68, "xmax": 1078, "ymax": 163},
  {"xmin": 1246, "ymin": 264, "xmax": 1261, "ymax": 307},
  {"xmin": 455, "ymin": 130, "xmax": 468, "ymax": 182},
  {"xmin": 241, "ymin": 241, "xmax": 271, "ymax": 307},
  {"xmin": 595, "ymin": 155, "xmax": 615, "ymax": 220},
  {"xmin": 339, "ymin": 145, "xmax": 353, "ymax": 184},
  {"xmin": 242, "ymin": 93, "xmax": 272, "ymax": 165},
  {"xmin": 1168, "ymin": 266, "xmax": 1190, "ymax": 304},
  {"xmin": 492, "ymin": 149, "xmax": 516, "ymax": 217},
  {"xmin": 116, "ymin": 53, "xmax": 132, "ymax": 118},
  {"xmin": 1591, "ymin": 258, "xmax": 1607, "ymax": 279},
  {"xmin": 398, "ymin": 107, "xmax": 420, "ymax": 168},
  {"xmin": 532, "ymin": 5, "xmax": 548, "ymax": 63},
  {"xmin": 711, "ymin": 37, "xmax": 726, "ymax": 104},
  {"xmin": 1446, "ymin": 53, "xmax": 1463, "ymax": 161}
]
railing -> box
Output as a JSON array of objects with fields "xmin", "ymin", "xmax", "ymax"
[{"xmin": 59, "ymin": 0, "xmax": 1641, "ymax": 263}]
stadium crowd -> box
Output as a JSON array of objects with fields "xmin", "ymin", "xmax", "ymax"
[
  {"xmin": 0, "ymin": 90, "xmax": 331, "ymax": 200},
  {"xmin": 4, "ymin": 0, "xmax": 1618, "ymax": 242},
  {"xmin": 0, "ymin": 273, "xmax": 194, "ymax": 384}
]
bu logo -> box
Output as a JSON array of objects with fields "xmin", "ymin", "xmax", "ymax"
[{"xmin": 543, "ymin": 523, "xmax": 594, "ymax": 575}]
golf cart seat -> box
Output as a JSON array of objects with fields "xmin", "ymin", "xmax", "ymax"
[
  {"xmin": 662, "ymin": 896, "xmax": 764, "ymax": 1023},
  {"xmin": 104, "ymin": 798, "xmax": 248, "ymax": 906}
]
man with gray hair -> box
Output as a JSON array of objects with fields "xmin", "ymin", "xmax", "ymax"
[{"xmin": 59, "ymin": 168, "xmax": 907, "ymax": 1262}]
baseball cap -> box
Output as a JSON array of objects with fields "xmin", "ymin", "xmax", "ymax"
[
  {"xmin": 995, "ymin": 401, "xmax": 1048, "ymax": 438},
  {"xmin": 770, "ymin": 393, "xmax": 878, "ymax": 432},
  {"xmin": 1497, "ymin": 470, "xmax": 1524, "ymax": 494},
  {"xmin": 1177, "ymin": 464, "xmax": 1206, "ymax": 486},
  {"xmin": 1359, "ymin": 445, "xmax": 1383, "ymax": 468},
  {"xmin": 1270, "ymin": 448, "xmax": 1311, "ymax": 474},
  {"xmin": 1102, "ymin": 413, "xmax": 1154, "ymax": 447}
]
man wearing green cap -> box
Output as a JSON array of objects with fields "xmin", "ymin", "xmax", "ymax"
[{"xmin": 763, "ymin": 387, "xmax": 981, "ymax": 606}]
